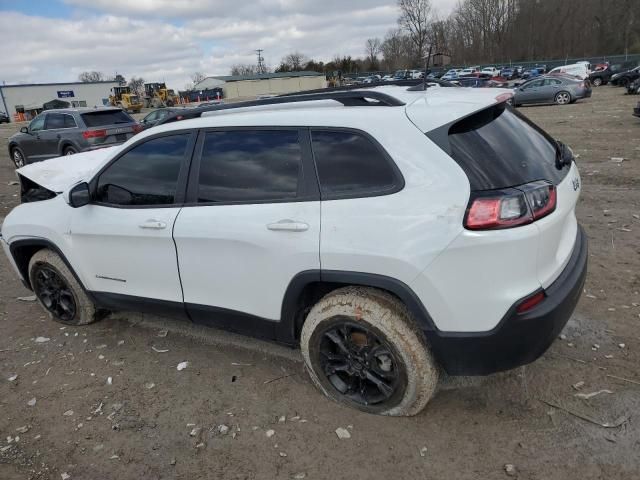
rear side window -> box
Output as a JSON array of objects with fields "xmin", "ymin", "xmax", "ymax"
[
  {"xmin": 197, "ymin": 130, "xmax": 301, "ymax": 203},
  {"xmin": 96, "ymin": 135, "xmax": 189, "ymax": 206},
  {"xmin": 446, "ymin": 104, "xmax": 569, "ymax": 191},
  {"xmin": 45, "ymin": 113, "xmax": 76, "ymax": 129},
  {"xmin": 311, "ymin": 130, "xmax": 399, "ymax": 198},
  {"xmin": 82, "ymin": 110, "xmax": 133, "ymax": 127}
]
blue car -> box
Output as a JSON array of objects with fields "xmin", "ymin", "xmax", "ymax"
[{"xmin": 522, "ymin": 68, "xmax": 542, "ymax": 80}]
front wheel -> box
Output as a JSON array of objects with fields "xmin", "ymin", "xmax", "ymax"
[
  {"xmin": 592, "ymin": 77, "xmax": 602, "ymax": 87},
  {"xmin": 301, "ymin": 287, "xmax": 439, "ymax": 416},
  {"xmin": 11, "ymin": 146, "xmax": 26, "ymax": 168},
  {"xmin": 554, "ymin": 91, "xmax": 571, "ymax": 105},
  {"xmin": 28, "ymin": 249, "xmax": 100, "ymax": 325},
  {"xmin": 63, "ymin": 146, "xmax": 77, "ymax": 156}
]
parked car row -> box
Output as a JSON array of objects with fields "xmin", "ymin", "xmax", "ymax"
[{"xmin": 589, "ymin": 63, "xmax": 639, "ymax": 87}]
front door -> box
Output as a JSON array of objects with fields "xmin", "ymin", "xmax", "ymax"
[
  {"xmin": 21, "ymin": 114, "xmax": 47, "ymax": 160},
  {"xmin": 173, "ymin": 129, "xmax": 320, "ymax": 337},
  {"xmin": 70, "ymin": 132, "xmax": 195, "ymax": 311},
  {"xmin": 518, "ymin": 79, "xmax": 544, "ymax": 104}
]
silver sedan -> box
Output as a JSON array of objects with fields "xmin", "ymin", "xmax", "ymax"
[{"xmin": 512, "ymin": 75, "xmax": 592, "ymax": 106}]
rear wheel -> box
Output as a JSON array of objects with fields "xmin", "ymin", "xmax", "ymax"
[
  {"xmin": 63, "ymin": 145, "xmax": 77, "ymax": 156},
  {"xmin": 28, "ymin": 249, "xmax": 99, "ymax": 326},
  {"xmin": 11, "ymin": 146, "xmax": 26, "ymax": 168},
  {"xmin": 301, "ymin": 287, "xmax": 439, "ymax": 416},
  {"xmin": 554, "ymin": 91, "xmax": 571, "ymax": 105}
]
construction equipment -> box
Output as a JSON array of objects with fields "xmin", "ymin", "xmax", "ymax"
[
  {"xmin": 143, "ymin": 82, "xmax": 178, "ymax": 108},
  {"xmin": 108, "ymin": 86, "xmax": 142, "ymax": 113},
  {"xmin": 326, "ymin": 70, "xmax": 344, "ymax": 88}
]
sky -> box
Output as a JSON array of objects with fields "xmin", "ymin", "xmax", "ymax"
[{"xmin": 0, "ymin": 0, "xmax": 457, "ymax": 90}]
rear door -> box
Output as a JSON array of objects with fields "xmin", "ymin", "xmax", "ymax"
[
  {"xmin": 40, "ymin": 113, "xmax": 75, "ymax": 158},
  {"xmin": 173, "ymin": 128, "xmax": 320, "ymax": 335},
  {"xmin": 70, "ymin": 132, "xmax": 196, "ymax": 308}
]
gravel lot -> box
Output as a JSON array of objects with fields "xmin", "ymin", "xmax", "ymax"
[{"xmin": 1, "ymin": 88, "xmax": 639, "ymax": 480}]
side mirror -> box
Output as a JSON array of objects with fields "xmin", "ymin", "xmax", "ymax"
[
  {"xmin": 20, "ymin": 126, "xmax": 29, "ymax": 134},
  {"xmin": 69, "ymin": 182, "xmax": 91, "ymax": 208}
]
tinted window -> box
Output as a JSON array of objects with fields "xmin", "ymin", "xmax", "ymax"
[
  {"xmin": 544, "ymin": 79, "xmax": 562, "ymax": 86},
  {"xmin": 45, "ymin": 113, "xmax": 67, "ymax": 129},
  {"xmin": 29, "ymin": 115, "xmax": 45, "ymax": 132},
  {"xmin": 81, "ymin": 110, "xmax": 133, "ymax": 127},
  {"xmin": 197, "ymin": 130, "xmax": 301, "ymax": 203},
  {"xmin": 311, "ymin": 131, "xmax": 398, "ymax": 197},
  {"xmin": 96, "ymin": 135, "xmax": 188, "ymax": 206},
  {"xmin": 64, "ymin": 114, "xmax": 77, "ymax": 128},
  {"xmin": 523, "ymin": 79, "xmax": 544, "ymax": 89},
  {"xmin": 447, "ymin": 104, "xmax": 569, "ymax": 191}
]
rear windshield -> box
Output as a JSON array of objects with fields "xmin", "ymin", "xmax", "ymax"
[
  {"xmin": 81, "ymin": 110, "xmax": 133, "ymax": 127},
  {"xmin": 446, "ymin": 104, "xmax": 569, "ymax": 191}
]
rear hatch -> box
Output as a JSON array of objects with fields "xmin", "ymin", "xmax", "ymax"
[
  {"xmin": 414, "ymin": 101, "xmax": 580, "ymax": 287},
  {"xmin": 80, "ymin": 110, "xmax": 139, "ymax": 147}
]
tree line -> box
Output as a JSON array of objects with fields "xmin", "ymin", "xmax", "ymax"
[
  {"xmin": 79, "ymin": 0, "xmax": 639, "ymax": 83},
  {"xmin": 235, "ymin": 0, "xmax": 640, "ymax": 74}
]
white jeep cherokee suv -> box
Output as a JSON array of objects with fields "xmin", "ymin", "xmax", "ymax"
[{"xmin": 1, "ymin": 84, "xmax": 587, "ymax": 416}]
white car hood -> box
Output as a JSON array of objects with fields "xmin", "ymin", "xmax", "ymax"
[{"xmin": 17, "ymin": 147, "xmax": 118, "ymax": 193}]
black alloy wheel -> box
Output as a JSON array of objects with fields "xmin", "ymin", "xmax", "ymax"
[
  {"xmin": 313, "ymin": 318, "xmax": 406, "ymax": 408},
  {"xmin": 32, "ymin": 265, "xmax": 77, "ymax": 322}
]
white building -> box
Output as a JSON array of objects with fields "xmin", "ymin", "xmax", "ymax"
[
  {"xmin": 0, "ymin": 81, "xmax": 119, "ymax": 122},
  {"xmin": 192, "ymin": 71, "xmax": 326, "ymax": 101}
]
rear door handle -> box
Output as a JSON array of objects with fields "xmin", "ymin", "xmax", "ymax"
[
  {"xmin": 267, "ymin": 220, "xmax": 309, "ymax": 232},
  {"xmin": 139, "ymin": 220, "xmax": 167, "ymax": 230}
]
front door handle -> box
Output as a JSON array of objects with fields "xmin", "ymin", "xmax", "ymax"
[
  {"xmin": 267, "ymin": 220, "xmax": 309, "ymax": 232},
  {"xmin": 139, "ymin": 220, "xmax": 167, "ymax": 230}
]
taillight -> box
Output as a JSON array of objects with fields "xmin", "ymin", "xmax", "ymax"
[
  {"xmin": 132, "ymin": 123, "xmax": 143, "ymax": 134},
  {"xmin": 464, "ymin": 181, "xmax": 556, "ymax": 230},
  {"xmin": 82, "ymin": 129, "xmax": 106, "ymax": 139}
]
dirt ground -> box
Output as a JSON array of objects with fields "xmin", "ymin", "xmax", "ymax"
[{"xmin": 1, "ymin": 87, "xmax": 639, "ymax": 480}]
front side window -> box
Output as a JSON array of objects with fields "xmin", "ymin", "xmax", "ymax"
[
  {"xmin": 197, "ymin": 130, "xmax": 301, "ymax": 203},
  {"xmin": 96, "ymin": 134, "xmax": 189, "ymax": 206},
  {"xmin": 311, "ymin": 130, "xmax": 398, "ymax": 198},
  {"xmin": 29, "ymin": 115, "xmax": 45, "ymax": 132}
]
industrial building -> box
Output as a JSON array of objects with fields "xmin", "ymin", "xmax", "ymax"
[
  {"xmin": 191, "ymin": 71, "xmax": 326, "ymax": 101},
  {"xmin": 0, "ymin": 80, "xmax": 119, "ymax": 122}
]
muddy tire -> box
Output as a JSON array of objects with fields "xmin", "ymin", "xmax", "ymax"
[
  {"xmin": 28, "ymin": 249, "xmax": 99, "ymax": 326},
  {"xmin": 591, "ymin": 77, "xmax": 602, "ymax": 87},
  {"xmin": 300, "ymin": 287, "xmax": 439, "ymax": 416}
]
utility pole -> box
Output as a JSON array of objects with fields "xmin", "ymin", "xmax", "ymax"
[{"xmin": 256, "ymin": 49, "xmax": 265, "ymax": 74}]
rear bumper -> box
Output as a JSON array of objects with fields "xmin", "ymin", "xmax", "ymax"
[
  {"xmin": 633, "ymin": 105, "xmax": 640, "ymax": 117},
  {"xmin": 427, "ymin": 225, "xmax": 588, "ymax": 375}
]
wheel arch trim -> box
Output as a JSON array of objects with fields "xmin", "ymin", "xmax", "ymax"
[
  {"xmin": 280, "ymin": 269, "xmax": 438, "ymax": 342},
  {"xmin": 8, "ymin": 238, "xmax": 92, "ymax": 298}
]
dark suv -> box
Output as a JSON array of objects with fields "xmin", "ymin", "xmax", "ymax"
[{"xmin": 8, "ymin": 108, "xmax": 141, "ymax": 168}]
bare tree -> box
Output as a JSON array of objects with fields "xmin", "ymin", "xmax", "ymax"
[
  {"xmin": 230, "ymin": 64, "xmax": 258, "ymax": 76},
  {"xmin": 398, "ymin": 0, "xmax": 432, "ymax": 61},
  {"xmin": 365, "ymin": 38, "xmax": 382, "ymax": 68},
  {"xmin": 190, "ymin": 72, "xmax": 207, "ymax": 86},
  {"xmin": 277, "ymin": 52, "xmax": 308, "ymax": 72},
  {"xmin": 381, "ymin": 29, "xmax": 412, "ymax": 70},
  {"xmin": 128, "ymin": 77, "xmax": 145, "ymax": 97},
  {"xmin": 78, "ymin": 71, "xmax": 105, "ymax": 82}
]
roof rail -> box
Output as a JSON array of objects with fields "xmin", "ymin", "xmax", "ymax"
[
  {"xmin": 157, "ymin": 90, "xmax": 405, "ymax": 126},
  {"xmin": 278, "ymin": 78, "xmax": 456, "ymax": 96}
]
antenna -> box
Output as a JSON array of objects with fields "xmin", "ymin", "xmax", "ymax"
[{"xmin": 256, "ymin": 49, "xmax": 265, "ymax": 74}]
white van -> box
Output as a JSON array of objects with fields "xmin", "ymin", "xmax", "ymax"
[{"xmin": 549, "ymin": 63, "xmax": 590, "ymax": 79}]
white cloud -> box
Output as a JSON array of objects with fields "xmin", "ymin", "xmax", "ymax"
[{"xmin": 0, "ymin": 0, "xmax": 458, "ymax": 89}]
